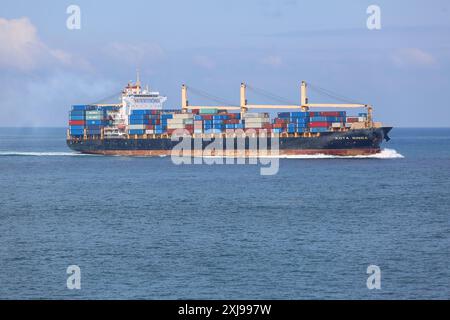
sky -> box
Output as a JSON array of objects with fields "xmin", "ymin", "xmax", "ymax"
[{"xmin": 1, "ymin": 0, "xmax": 449, "ymax": 127}]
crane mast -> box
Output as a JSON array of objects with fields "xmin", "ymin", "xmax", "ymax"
[{"xmin": 181, "ymin": 81, "xmax": 374, "ymax": 127}]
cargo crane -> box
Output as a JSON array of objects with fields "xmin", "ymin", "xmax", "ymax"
[{"xmin": 181, "ymin": 81, "xmax": 374, "ymax": 127}]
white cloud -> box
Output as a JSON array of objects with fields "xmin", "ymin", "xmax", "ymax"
[
  {"xmin": 391, "ymin": 48, "xmax": 436, "ymax": 67},
  {"xmin": 193, "ymin": 55, "xmax": 216, "ymax": 70},
  {"xmin": 107, "ymin": 42, "xmax": 165, "ymax": 65},
  {"xmin": 0, "ymin": 71, "xmax": 119, "ymax": 126},
  {"xmin": 260, "ymin": 55, "xmax": 283, "ymax": 67},
  {"xmin": 0, "ymin": 17, "xmax": 80, "ymax": 70}
]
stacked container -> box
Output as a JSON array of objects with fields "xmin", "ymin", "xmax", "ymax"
[
  {"xmin": 128, "ymin": 109, "xmax": 174, "ymax": 135},
  {"xmin": 70, "ymin": 105, "xmax": 368, "ymax": 138},
  {"xmin": 85, "ymin": 110, "xmax": 105, "ymax": 135},
  {"xmin": 277, "ymin": 112, "xmax": 310, "ymax": 133},
  {"xmin": 167, "ymin": 113, "xmax": 194, "ymax": 133},
  {"xmin": 243, "ymin": 113, "xmax": 270, "ymax": 129},
  {"xmin": 68, "ymin": 105, "xmax": 87, "ymax": 136}
]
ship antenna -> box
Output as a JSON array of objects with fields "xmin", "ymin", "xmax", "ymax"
[{"xmin": 136, "ymin": 68, "xmax": 141, "ymax": 88}]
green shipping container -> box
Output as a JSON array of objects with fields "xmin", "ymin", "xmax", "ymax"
[{"xmin": 199, "ymin": 108, "xmax": 218, "ymax": 114}]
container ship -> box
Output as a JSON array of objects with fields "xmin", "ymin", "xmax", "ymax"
[{"xmin": 66, "ymin": 75, "xmax": 392, "ymax": 156}]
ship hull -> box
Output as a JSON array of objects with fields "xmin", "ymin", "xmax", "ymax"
[{"xmin": 67, "ymin": 127, "xmax": 392, "ymax": 157}]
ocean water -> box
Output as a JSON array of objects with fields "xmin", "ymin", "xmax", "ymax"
[{"xmin": 0, "ymin": 127, "xmax": 448, "ymax": 299}]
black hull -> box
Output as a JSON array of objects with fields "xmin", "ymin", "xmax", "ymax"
[{"xmin": 67, "ymin": 127, "xmax": 392, "ymax": 156}]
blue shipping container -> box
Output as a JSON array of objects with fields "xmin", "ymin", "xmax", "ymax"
[
  {"xmin": 310, "ymin": 116, "xmax": 327, "ymax": 122},
  {"xmin": 129, "ymin": 115, "xmax": 147, "ymax": 120},
  {"xmin": 131, "ymin": 110, "xmax": 151, "ymax": 115},
  {"xmin": 71, "ymin": 105, "xmax": 89, "ymax": 111},
  {"xmin": 310, "ymin": 127, "xmax": 328, "ymax": 133},
  {"xmin": 128, "ymin": 129, "xmax": 145, "ymax": 135},
  {"xmin": 85, "ymin": 120, "xmax": 104, "ymax": 126},
  {"xmin": 69, "ymin": 115, "xmax": 84, "ymax": 121},
  {"xmin": 70, "ymin": 110, "xmax": 85, "ymax": 116},
  {"xmin": 291, "ymin": 112, "xmax": 310, "ymax": 118},
  {"xmin": 69, "ymin": 125, "xmax": 84, "ymax": 131},
  {"xmin": 205, "ymin": 129, "xmax": 222, "ymax": 134}
]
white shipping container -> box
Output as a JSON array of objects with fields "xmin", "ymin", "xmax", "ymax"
[
  {"xmin": 358, "ymin": 117, "xmax": 367, "ymax": 122},
  {"xmin": 85, "ymin": 116, "xmax": 103, "ymax": 120},
  {"xmin": 172, "ymin": 113, "xmax": 193, "ymax": 119},
  {"xmin": 332, "ymin": 122, "xmax": 343, "ymax": 128},
  {"xmin": 128, "ymin": 124, "xmax": 146, "ymax": 130},
  {"xmin": 243, "ymin": 112, "xmax": 269, "ymax": 118},
  {"xmin": 244, "ymin": 118, "xmax": 270, "ymax": 123},
  {"xmin": 145, "ymin": 130, "xmax": 154, "ymax": 134},
  {"xmin": 245, "ymin": 123, "xmax": 263, "ymax": 128},
  {"xmin": 86, "ymin": 110, "xmax": 103, "ymax": 115},
  {"xmin": 167, "ymin": 124, "xmax": 185, "ymax": 129},
  {"xmin": 167, "ymin": 119, "xmax": 185, "ymax": 125}
]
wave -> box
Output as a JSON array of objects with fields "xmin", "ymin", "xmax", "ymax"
[
  {"xmin": 202, "ymin": 148, "xmax": 404, "ymax": 159},
  {"xmin": 0, "ymin": 148, "xmax": 404, "ymax": 159},
  {"xmin": 277, "ymin": 148, "xmax": 404, "ymax": 159},
  {"xmin": 0, "ymin": 151, "xmax": 90, "ymax": 157}
]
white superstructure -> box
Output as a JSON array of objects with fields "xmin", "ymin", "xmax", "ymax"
[{"xmin": 118, "ymin": 72, "xmax": 167, "ymax": 126}]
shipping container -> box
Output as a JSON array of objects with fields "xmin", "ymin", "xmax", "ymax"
[
  {"xmin": 243, "ymin": 112, "xmax": 269, "ymax": 118},
  {"xmin": 128, "ymin": 129, "xmax": 145, "ymax": 135},
  {"xmin": 204, "ymin": 128, "xmax": 222, "ymax": 134},
  {"xmin": 332, "ymin": 122, "xmax": 344, "ymax": 128},
  {"xmin": 310, "ymin": 116, "xmax": 328, "ymax": 122},
  {"xmin": 128, "ymin": 124, "xmax": 146, "ymax": 130},
  {"xmin": 310, "ymin": 127, "xmax": 328, "ymax": 133},
  {"xmin": 85, "ymin": 120, "xmax": 104, "ymax": 126},
  {"xmin": 69, "ymin": 125, "xmax": 85, "ymax": 131},
  {"xmin": 309, "ymin": 122, "xmax": 330, "ymax": 128},
  {"xmin": 199, "ymin": 108, "xmax": 218, "ymax": 114},
  {"xmin": 69, "ymin": 120, "xmax": 85, "ymax": 126}
]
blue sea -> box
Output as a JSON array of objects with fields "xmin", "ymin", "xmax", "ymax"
[{"xmin": 0, "ymin": 127, "xmax": 448, "ymax": 299}]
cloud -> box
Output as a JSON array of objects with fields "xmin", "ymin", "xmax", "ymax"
[
  {"xmin": 260, "ymin": 55, "xmax": 283, "ymax": 67},
  {"xmin": 106, "ymin": 42, "xmax": 165, "ymax": 65},
  {"xmin": 0, "ymin": 17, "xmax": 83, "ymax": 71},
  {"xmin": 193, "ymin": 55, "xmax": 216, "ymax": 70},
  {"xmin": 0, "ymin": 71, "xmax": 120, "ymax": 126},
  {"xmin": 391, "ymin": 48, "xmax": 437, "ymax": 67}
]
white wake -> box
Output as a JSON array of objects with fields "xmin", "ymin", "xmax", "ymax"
[
  {"xmin": 0, "ymin": 151, "xmax": 90, "ymax": 156},
  {"xmin": 0, "ymin": 148, "xmax": 404, "ymax": 159},
  {"xmin": 279, "ymin": 148, "xmax": 404, "ymax": 159}
]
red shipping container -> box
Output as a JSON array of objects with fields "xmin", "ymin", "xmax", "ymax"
[
  {"xmin": 319, "ymin": 111, "xmax": 340, "ymax": 117},
  {"xmin": 309, "ymin": 122, "xmax": 330, "ymax": 127},
  {"xmin": 274, "ymin": 118, "xmax": 287, "ymax": 124},
  {"xmin": 224, "ymin": 119, "xmax": 239, "ymax": 124},
  {"xmin": 69, "ymin": 120, "xmax": 85, "ymax": 126},
  {"xmin": 202, "ymin": 115, "xmax": 213, "ymax": 120}
]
